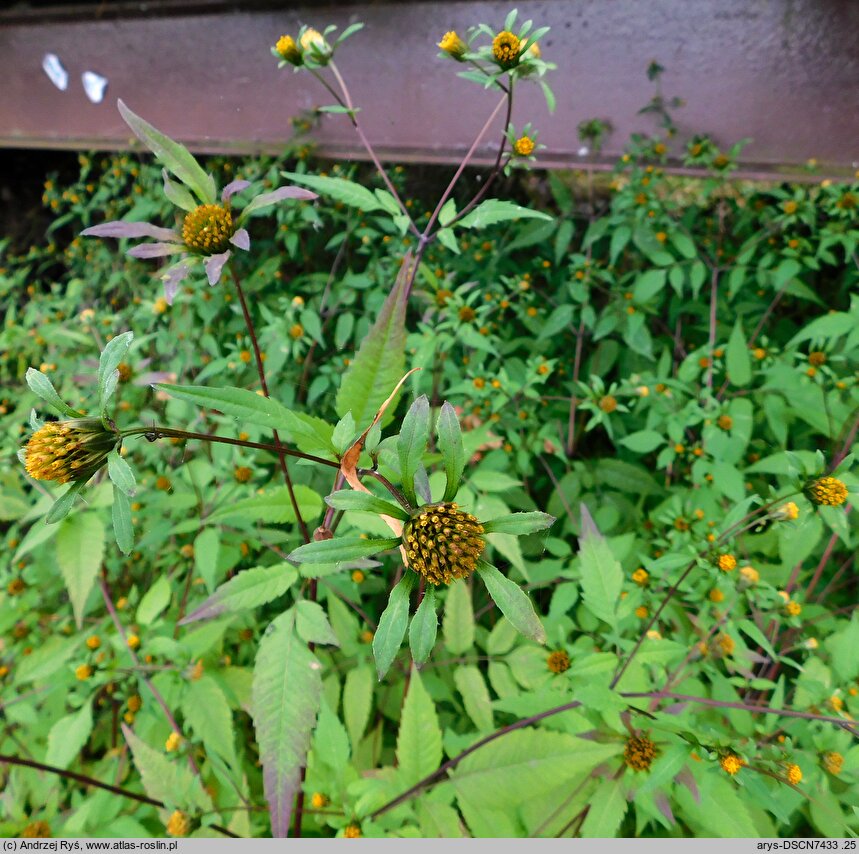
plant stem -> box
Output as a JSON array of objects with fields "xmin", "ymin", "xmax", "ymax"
[
  {"xmin": 0, "ymin": 753, "xmax": 238, "ymax": 837},
  {"xmin": 99, "ymin": 572, "xmax": 201, "ymax": 777},
  {"xmin": 229, "ymin": 268, "xmax": 310, "ymax": 542}
]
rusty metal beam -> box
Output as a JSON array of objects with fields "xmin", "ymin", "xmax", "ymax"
[{"xmin": 1, "ymin": 1, "xmax": 857, "ymax": 180}]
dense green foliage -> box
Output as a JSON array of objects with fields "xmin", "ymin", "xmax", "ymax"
[{"xmin": 1, "ymin": 13, "xmax": 858, "ymax": 840}]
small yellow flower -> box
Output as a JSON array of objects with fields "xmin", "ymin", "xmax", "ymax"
[
  {"xmin": 310, "ymin": 792, "xmax": 330, "ymax": 809},
  {"xmin": 359, "ymin": 629, "xmax": 374, "ymax": 644},
  {"xmin": 822, "ymin": 751, "xmax": 843, "ymax": 775},
  {"xmin": 717, "ymin": 414, "xmax": 733, "ymax": 431},
  {"xmin": 739, "ymin": 566, "xmax": 759, "ymax": 586},
  {"xmin": 75, "ymin": 663, "xmax": 93, "ymax": 680},
  {"xmin": 784, "ymin": 600, "xmax": 802, "ymax": 617},
  {"xmin": 827, "ymin": 695, "xmax": 844, "ymax": 713},
  {"xmin": 155, "ymin": 476, "xmax": 172, "ymax": 491},
  {"xmin": 438, "ymin": 30, "xmax": 467, "ymax": 59},
  {"xmin": 709, "ymin": 588, "xmax": 724, "ymax": 603},
  {"xmin": 234, "ymin": 466, "xmax": 253, "ymax": 483},
  {"xmin": 180, "ymin": 544, "xmax": 195, "ymax": 559},
  {"xmin": 632, "ymin": 568, "xmax": 649, "ymax": 586},
  {"xmin": 513, "ymin": 136, "xmax": 535, "ymax": 157},
  {"xmin": 351, "ymin": 569, "xmax": 365, "ymax": 584},
  {"xmin": 808, "ymin": 350, "xmax": 826, "ymax": 367},
  {"xmin": 275, "ymin": 34, "xmax": 302, "ymax": 65},
  {"xmin": 624, "ymin": 734, "xmax": 658, "ymax": 771},
  {"xmin": 344, "ymin": 823, "xmax": 362, "ymax": 838},
  {"xmin": 546, "ymin": 650, "xmax": 571, "ymax": 673},
  {"xmin": 635, "ymin": 385, "xmax": 649, "ymax": 397},
  {"xmin": 127, "ymin": 694, "xmax": 142, "ymax": 712},
  {"xmin": 599, "ymin": 395, "xmax": 617, "ymax": 413},
  {"xmin": 785, "ymin": 763, "xmax": 802, "ymax": 785},
  {"xmin": 782, "ymin": 200, "xmax": 798, "ymax": 215},
  {"xmin": 711, "ymin": 632, "xmax": 734, "ymax": 658},
  {"xmin": 717, "ymin": 554, "xmax": 737, "ymax": 573},
  {"xmin": 289, "ymin": 323, "xmax": 304, "ymax": 340},
  {"xmin": 720, "ymin": 752, "xmax": 745, "ymax": 775},
  {"xmin": 492, "ymin": 30, "xmax": 521, "ymax": 67},
  {"xmin": 7, "ymin": 578, "xmax": 26, "ymax": 595},
  {"xmin": 634, "ymin": 605, "xmax": 649, "ymax": 619},
  {"xmin": 776, "ymin": 502, "xmax": 799, "ymax": 521},
  {"xmin": 459, "ymin": 306, "xmax": 476, "ymax": 322},
  {"xmin": 403, "ymin": 503, "xmax": 485, "ymax": 585},
  {"xmin": 166, "ymin": 810, "xmax": 190, "ymax": 838},
  {"xmin": 805, "ymin": 476, "xmax": 847, "ymax": 507},
  {"xmin": 165, "ymin": 732, "xmax": 182, "ymax": 752},
  {"xmin": 646, "ymin": 630, "xmax": 662, "ymax": 640},
  {"xmin": 127, "ymin": 634, "xmax": 141, "ymax": 650}
]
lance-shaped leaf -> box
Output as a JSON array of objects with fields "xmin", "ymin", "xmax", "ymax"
[
  {"xmin": 239, "ymin": 185, "xmax": 317, "ymax": 221},
  {"xmin": 335, "ymin": 252, "xmax": 412, "ymax": 428},
  {"xmin": 252, "ymin": 610, "xmax": 322, "ymax": 838},
  {"xmin": 578, "ymin": 504, "xmax": 623, "ymax": 628},
  {"xmin": 456, "ymin": 199, "xmax": 553, "ymax": 229},
  {"xmin": 398, "ymin": 395, "xmax": 431, "ymax": 506},
  {"xmin": 56, "ymin": 512, "xmax": 105, "ymax": 627},
  {"xmin": 46, "ymin": 481, "xmax": 86, "ymax": 524},
  {"xmin": 281, "ymin": 171, "xmax": 383, "ymax": 213},
  {"xmin": 98, "ymin": 331, "xmax": 133, "ymax": 416},
  {"xmin": 437, "ymin": 401, "xmax": 465, "ymax": 502},
  {"xmin": 180, "ymin": 563, "xmax": 298, "ymax": 624},
  {"xmin": 476, "ymin": 561, "xmax": 546, "ymax": 644},
  {"xmin": 324, "ymin": 489, "xmax": 410, "ymax": 521},
  {"xmin": 107, "ymin": 451, "xmax": 136, "ymax": 496},
  {"xmin": 118, "ymin": 100, "xmax": 216, "ymax": 204},
  {"xmin": 112, "ymin": 485, "xmax": 134, "ymax": 555},
  {"xmin": 289, "ymin": 536, "xmax": 401, "ymax": 565},
  {"xmin": 396, "ymin": 666, "xmax": 442, "ymax": 787},
  {"xmin": 482, "ymin": 511, "xmax": 555, "ymax": 535},
  {"xmin": 408, "ymin": 587, "xmax": 438, "ymax": 665},
  {"xmin": 26, "ymin": 368, "xmax": 83, "ymax": 418},
  {"xmin": 373, "ymin": 573, "xmax": 415, "ymax": 679}
]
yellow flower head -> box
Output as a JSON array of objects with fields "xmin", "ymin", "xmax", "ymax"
[
  {"xmin": 438, "ymin": 31, "xmax": 467, "ymax": 60},
  {"xmin": 75, "ymin": 663, "xmax": 93, "ymax": 680},
  {"xmin": 546, "ymin": 649, "xmax": 571, "ymax": 673},
  {"xmin": 717, "ymin": 554, "xmax": 737, "ymax": 573},
  {"xmin": 632, "ymin": 568, "xmax": 649, "ymax": 586},
  {"xmin": 234, "ymin": 466, "xmax": 253, "ymax": 483},
  {"xmin": 709, "ymin": 588, "xmax": 724, "ymax": 603},
  {"xmin": 720, "ymin": 752, "xmax": 745, "ymax": 775},
  {"xmin": 822, "ymin": 751, "xmax": 843, "ymax": 775},
  {"xmin": 492, "ymin": 30, "xmax": 521, "ymax": 68},
  {"xmin": 310, "ymin": 792, "xmax": 329, "ymax": 809},
  {"xmin": 127, "ymin": 634, "xmax": 141, "ymax": 650},
  {"xmin": 710, "ymin": 632, "xmax": 735, "ymax": 658},
  {"xmin": 165, "ymin": 732, "xmax": 182, "ymax": 752},
  {"xmin": 25, "ymin": 419, "xmax": 119, "ymax": 485},
  {"xmin": 739, "ymin": 565, "xmax": 759, "ymax": 586},
  {"xmin": 275, "ymin": 34, "xmax": 302, "ymax": 65},
  {"xmin": 775, "ymin": 501, "xmax": 799, "ymax": 521},
  {"xmin": 403, "ymin": 502, "xmax": 485, "ymax": 585},
  {"xmin": 599, "ymin": 395, "xmax": 617, "ymax": 413},
  {"xmin": 300, "ymin": 28, "xmax": 332, "ymax": 62},
  {"xmin": 784, "ymin": 600, "xmax": 802, "ymax": 617},
  {"xmin": 808, "ymin": 350, "xmax": 826, "ymax": 367},
  {"xmin": 805, "ymin": 476, "xmax": 848, "ymax": 507},
  {"xmin": 127, "ymin": 694, "xmax": 142, "ymax": 712},
  {"xmin": 344, "ymin": 823, "xmax": 362, "ymax": 838},
  {"xmin": 166, "ymin": 810, "xmax": 190, "ymax": 838},
  {"xmin": 624, "ymin": 734, "xmax": 658, "ymax": 771},
  {"xmin": 717, "ymin": 414, "xmax": 733, "ymax": 431},
  {"xmin": 182, "ymin": 204, "xmax": 235, "ymax": 255},
  {"xmin": 513, "ymin": 135, "xmax": 536, "ymax": 157},
  {"xmin": 785, "ymin": 763, "xmax": 802, "ymax": 785}
]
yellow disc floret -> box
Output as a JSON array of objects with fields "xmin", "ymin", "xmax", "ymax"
[
  {"xmin": 720, "ymin": 752, "xmax": 745, "ymax": 775},
  {"xmin": 805, "ymin": 476, "xmax": 848, "ymax": 507},
  {"xmin": 822, "ymin": 751, "xmax": 843, "ymax": 775},
  {"xmin": 21, "ymin": 821, "xmax": 52, "ymax": 838},
  {"xmin": 546, "ymin": 649, "xmax": 571, "ymax": 673},
  {"xmin": 785, "ymin": 763, "xmax": 802, "ymax": 785},
  {"xmin": 166, "ymin": 810, "xmax": 190, "ymax": 837},
  {"xmin": 275, "ymin": 35, "xmax": 302, "ymax": 65},
  {"xmin": 182, "ymin": 204, "xmax": 235, "ymax": 254},
  {"xmin": 717, "ymin": 553, "xmax": 737, "ymax": 573},
  {"xmin": 403, "ymin": 502, "xmax": 485, "ymax": 585},
  {"xmin": 492, "ymin": 30, "xmax": 521, "ymax": 67},
  {"xmin": 25, "ymin": 418, "xmax": 118, "ymax": 485}
]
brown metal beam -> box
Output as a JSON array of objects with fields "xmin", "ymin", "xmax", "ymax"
[{"xmin": 1, "ymin": 1, "xmax": 858, "ymax": 179}]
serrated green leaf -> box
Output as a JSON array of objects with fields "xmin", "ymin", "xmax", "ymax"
[
  {"xmin": 454, "ymin": 665, "xmax": 494, "ymax": 731},
  {"xmin": 313, "ymin": 699, "xmax": 350, "ymax": 773},
  {"xmin": 442, "ymin": 579, "xmax": 474, "ymax": 654},
  {"xmin": 343, "ymin": 665, "xmax": 374, "ymax": 749},
  {"xmin": 182, "ymin": 674, "xmax": 236, "ymax": 767},
  {"xmin": 46, "ymin": 703, "xmax": 93, "ymax": 770},
  {"xmin": 578, "ymin": 505, "xmax": 622, "ymax": 628},
  {"xmin": 324, "ymin": 489, "xmax": 409, "ymax": 521},
  {"xmin": 295, "ymin": 600, "xmax": 339, "ymax": 646},
  {"xmin": 107, "ymin": 450, "xmax": 136, "ymax": 496},
  {"xmin": 437, "ymin": 401, "xmax": 466, "ymax": 502},
  {"xmin": 112, "ymin": 485, "xmax": 133, "ymax": 554},
  {"xmin": 181, "ymin": 563, "xmax": 297, "ymax": 624},
  {"xmin": 335, "ymin": 255, "xmax": 410, "ymax": 428},
  {"xmin": 56, "ymin": 513, "xmax": 105, "ymax": 628},
  {"xmin": 397, "ymin": 667, "xmax": 442, "ymax": 786},
  {"xmin": 251, "ymin": 610, "xmax": 322, "ymax": 837},
  {"xmin": 580, "ymin": 777, "xmax": 627, "ymax": 838},
  {"xmin": 281, "ymin": 171, "xmax": 384, "ymax": 212},
  {"xmin": 726, "ymin": 319, "xmax": 752, "ymax": 386},
  {"xmin": 98, "ymin": 331, "xmax": 133, "ymax": 415},
  {"xmin": 208, "ymin": 485, "xmax": 323, "ymax": 526}
]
